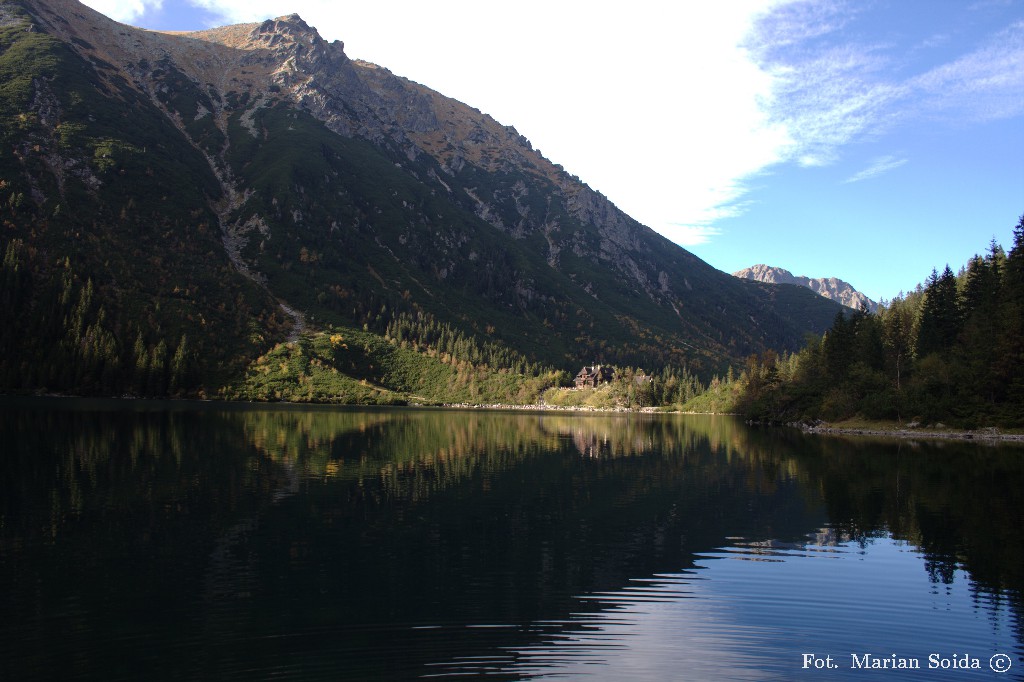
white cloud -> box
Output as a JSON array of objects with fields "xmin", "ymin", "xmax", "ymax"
[
  {"xmin": 662, "ymin": 225, "xmax": 724, "ymax": 247},
  {"xmin": 81, "ymin": 0, "xmax": 162, "ymax": 23},
  {"xmin": 843, "ymin": 155, "xmax": 908, "ymax": 184}
]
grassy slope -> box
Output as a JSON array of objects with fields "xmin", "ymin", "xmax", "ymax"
[{"xmin": 225, "ymin": 327, "xmax": 563, "ymax": 405}]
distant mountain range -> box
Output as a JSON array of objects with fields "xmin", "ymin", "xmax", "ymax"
[
  {"xmin": 0, "ymin": 0, "xmax": 843, "ymax": 397},
  {"xmin": 733, "ymin": 265, "xmax": 878, "ymax": 313}
]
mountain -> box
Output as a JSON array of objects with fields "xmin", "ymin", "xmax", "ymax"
[
  {"xmin": 733, "ymin": 265, "xmax": 878, "ymax": 314},
  {"xmin": 0, "ymin": 0, "xmax": 844, "ymax": 400}
]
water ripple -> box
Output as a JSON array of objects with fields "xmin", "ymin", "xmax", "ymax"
[{"xmin": 423, "ymin": 534, "xmax": 1023, "ymax": 680}]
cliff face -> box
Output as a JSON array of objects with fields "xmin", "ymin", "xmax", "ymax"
[
  {"xmin": 733, "ymin": 264, "xmax": 878, "ymax": 313},
  {"xmin": 0, "ymin": 0, "xmax": 844, "ymax": 394}
]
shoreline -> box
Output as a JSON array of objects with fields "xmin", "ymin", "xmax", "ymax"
[
  {"xmin": 6, "ymin": 394, "xmax": 1024, "ymax": 442},
  {"xmin": 792, "ymin": 421, "xmax": 1024, "ymax": 444},
  {"xmin": 438, "ymin": 402, "xmax": 665, "ymax": 414}
]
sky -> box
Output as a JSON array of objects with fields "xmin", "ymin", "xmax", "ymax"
[{"xmin": 82, "ymin": 0, "xmax": 1024, "ymax": 303}]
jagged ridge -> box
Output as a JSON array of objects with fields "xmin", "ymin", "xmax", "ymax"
[
  {"xmin": 733, "ymin": 264, "xmax": 878, "ymax": 313},
  {"xmin": 0, "ymin": 0, "xmax": 846, "ymax": 398}
]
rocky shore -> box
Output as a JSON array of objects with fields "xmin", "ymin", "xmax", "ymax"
[
  {"xmin": 792, "ymin": 420, "xmax": 1024, "ymax": 443},
  {"xmin": 438, "ymin": 402, "xmax": 660, "ymax": 413},
  {"xmin": 436, "ymin": 405, "xmax": 1024, "ymax": 443}
]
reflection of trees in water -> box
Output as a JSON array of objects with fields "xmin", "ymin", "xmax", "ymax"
[
  {"xmin": 237, "ymin": 407, "xmax": 761, "ymax": 477},
  {"xmin": 792, "ymin": 433, "xmax": 1024, "ymax": 676},
  {"xmin": 204, "ymin": 407, "xmax": 826, "ymax": 676},
  {"xmin": 230, "ymin": 408, "xmax": 818, "ymax": 526},
  {"xmin": 0, "ymin": 400, "xmax": 283, "ymax": 547},
  {"xmin": 778, "ymin": 429, "xmax": 1024, "ymax": 598},
  {"xmin": 3, "ymin": 400, "xmax": 1024, "ymax": 678},
  {"xmin": 0, "ymin": 400, "xmax": 292, "ymax": 679},
  {"xmin": 5, "ymin": 400, "xmax": 1023, "ymax": 606}
]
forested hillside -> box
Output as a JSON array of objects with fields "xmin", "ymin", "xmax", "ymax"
[
  {"xmin": 697, "ymin": 215, "xmax": 1024, "ymax": 427},
  {"xmin": 0, "ymin": 0, "xmax": 844, "ymax": 402}
]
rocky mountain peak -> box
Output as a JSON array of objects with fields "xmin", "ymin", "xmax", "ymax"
[
  {"xmin": 259, "ymin": 13, "xmax": 313, "ymax": 35},
  {"xmin": 0, "ymin": 0, "xmax": 847, "ymax": 396},
  {"xmin": 247, "ymin": 13, "xmax": 340, "ymax": 57},
  {"xmin": 733, "ymin": 264, "xmax": 878, "ymax": 313}
]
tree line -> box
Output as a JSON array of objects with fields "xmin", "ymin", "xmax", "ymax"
[
  {"xmin": 384, "ymin": 310, "xmax": 552, "ymax": 378},
  {"xmin": 1, "ymin": 242, "xmax": 195, "ymax": 396},
  {"xmin": 721, "ymin": 215, "xmax": 1024, "ymax": 427}
]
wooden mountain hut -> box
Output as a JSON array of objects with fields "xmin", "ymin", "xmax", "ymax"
[{"xmin": 574, "ymin": 365, "xmax": 614, "ymax": 389}]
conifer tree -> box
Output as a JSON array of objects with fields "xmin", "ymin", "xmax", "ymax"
[
  {"xmin": 1001, "ymin": 215, "xmax": 1024, "ymax": 411},
  {"xmin": 1006, "ymin": 215, "xmax": 1024, "ymax": 308},
  {"xmin": 133, "ymin": 333, "xmax": 148, "ymax": 396},
  {"xmin": 822, "ymin": 311, "xmax": 852, "ymax": 382},
  {"xmin": 170, "ymin": 334, "xmax": 190, "ymax": 394},
  {"xmin": 916, "ymin": 266, "xmax": 961, "ymax": 358},
  {"xmin": 881, "ymin": 294, "xmax": 916, "ymax": 398},
  {"xmin": 958, "ymin": 252, "xmax": 1003, "ymax": 402},
  {"xmin": 148, "ymin": 340, "xmax": 168, "ymax": 396}
]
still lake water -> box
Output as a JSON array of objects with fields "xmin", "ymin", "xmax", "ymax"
[{"xmin": 2, "ymin": 398, "xmax": 1023, "ymax": 681}]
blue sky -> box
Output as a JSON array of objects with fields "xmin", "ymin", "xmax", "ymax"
[{"xmin": 84, "ymin": 0, "xmax": 1024, "ymax": 302}]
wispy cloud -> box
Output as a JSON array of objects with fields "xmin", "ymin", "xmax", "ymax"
[
  {"xmin": 663, "ymin": 225, "xmax": 724, "ymax": 247},
  {"xmin": 916, "ymin": 33, "xmax": 950, "ymax": 50},
  {"xmin": 746, "ymin": 1, "xmax": 1024, "ymax": 168},
  {"xmin": 746, "ymin": 0, "xmax": 854, "ymax": 55},
  {"xmin": 844, "ymin": 155, "xmax": 908, "ymax": 183},
  {"xmin": 747, "ymin": 2, "xmax": 905, "ymax": 165},
  {"xmin": 909, "ymin": 20, "xmax": 1024, "ymax": 122}
]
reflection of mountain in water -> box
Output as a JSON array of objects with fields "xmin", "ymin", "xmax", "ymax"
[
  {"xmin": 239, "ymin": 407, "xmax": 754, "ymax": 467},
  {"xmin": 2, "ymin": 399, "xmax": 1023, "ymax": 679},
  {"xmin": 219, "ymin": 407, "xmax": 1024, "ymax": 675},
  {"xmin": 208, "ymin": 408, "xmax": 826, "ymax": 676}
]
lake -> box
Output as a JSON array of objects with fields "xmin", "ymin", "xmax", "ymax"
[{"xmin": 2, "ymin": 398, "xmax": 1023, "ymax": 680}]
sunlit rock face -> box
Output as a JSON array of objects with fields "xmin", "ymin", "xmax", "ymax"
[
  {"xmin": 734, "ymin": 264, "xmax": 878, "ymax": 312},
  {"xmin": 3, "ymin": 0, "xmax": 847, "ymax": 394}
]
